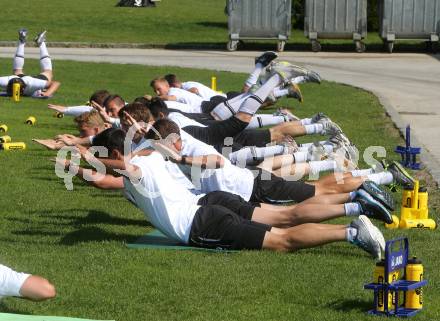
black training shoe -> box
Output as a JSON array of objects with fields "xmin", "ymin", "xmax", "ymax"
[
  {"xmin": 18, "ymin": 28, "xmax": 27, "ymax": 43},
  {"xmin": 386, "ymin": 160, "xmax": 415, "ymax": 189},
  {"xmin": 354, "ymin": 190, "xmax": 393, "ymax": 224},
  {"xmin": 255, "ymin": 51, "xmax": 278, "ymax": 67},
  {"xmin": 359, "ymin": 181, "xmax": 395, "ymax": 211}
]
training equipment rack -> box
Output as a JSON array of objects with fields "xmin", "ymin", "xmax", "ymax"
[
  {"xmin": 395, "ymin": 125, "xmax": 421, "ymax": 170},
  {"xmin": 364, "ymin": 237, "xmax": 427, "ymax": 317}
]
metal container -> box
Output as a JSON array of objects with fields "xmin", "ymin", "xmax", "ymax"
[
  {"xmin": 379, "ymin": 0, "xmax": 440, "ymax": 53},
  {"xmin": 226, "ymin": 0, "xmax": 292, "ymax": 51},
  {"xmin": 304, "ymin": 0, "xmax": 367, "ymax": 52}
]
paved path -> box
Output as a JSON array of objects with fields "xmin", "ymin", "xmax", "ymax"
[{"xmin": 1, "ymin": 48, "xmax": 439, "ymax": 184}]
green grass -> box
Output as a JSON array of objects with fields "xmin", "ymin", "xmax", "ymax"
[
  {"xmin": 0, "ymin": 0, "xmax": 433, "ymax": 52},
  {"xmin": 0, "ymin": 57, "xmax": 439, "ymax": 321}
]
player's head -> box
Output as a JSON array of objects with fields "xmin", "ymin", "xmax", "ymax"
[
  {"xmin": 89, "ymin": 89, "xmax": 110, "ymax": 106},
  {"xmin": 146, "ymin": 118, "xmax": 182, "ymax": 152},
  {"xmin": 6, "ymin": 78, "xmax": 26, "ymax": 96},
  {"xmin": 92, "ymin": 128, "xmax": 126, "ymax": 160},
  {"xmin": 74, "ymin": 110, "xmax": 106, "ymax": 137},
  {"xmin": 103, "ymin": 94, "xmax": 125, "ymax": 117},
  {"xmin": 133, "ymin": 96, "xmax": 151, "ymax": 106},
  {"xmin": 145, "ymin": 97, "xmax": 169, "ymax": 120},
  {"xmin": 118, "ymin": 102, "xmax": 153, "ymax": 143},
  {"xmin": 164, "ymin": 74, "xmax": 182, "ymax": 88},
  {"xmin": 150, "ymin": 77, "xmax": 169, "ymax": 96}
]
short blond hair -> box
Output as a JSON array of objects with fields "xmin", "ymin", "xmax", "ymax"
[{"xmin": 74, "ymin": 110, "xmax": 105, "ymax": 129}]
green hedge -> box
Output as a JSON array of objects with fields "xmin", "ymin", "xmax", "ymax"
[{"xmin": 292, "ymin": 0, "xmax": 379, "ymax": 31}]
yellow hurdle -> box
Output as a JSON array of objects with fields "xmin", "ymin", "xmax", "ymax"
[
  {"xmin": 1, "ymin": 142, "xmax": 26, "ymax": 151},
  {"xmin": 0, "ymin": 135, "xmax": 11, "ymax": 143},
  {"xmin": 25, "ymin": 116, "xmax": 36, "ymax": 125}
]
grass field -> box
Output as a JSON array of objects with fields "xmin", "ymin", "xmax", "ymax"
[
  {"xmin": 0, "ymin": 0, "xmax": 433, "ymax": 52},
  {"xmin": 0, "ymin": 57, "xmax": 439, "ymax": 321}
]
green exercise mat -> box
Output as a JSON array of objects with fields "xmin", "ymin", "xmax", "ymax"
[
  {"xmin": 0, "ymin": 313, "xmax": 114, "ymax": 321},
  {"xmin": 127, "ymin": 229, "xmax": 235, "ymax": 252}
]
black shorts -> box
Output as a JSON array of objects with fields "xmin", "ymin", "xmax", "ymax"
[
  {"xmin": 250, "ymin": 168, "xmax": 316, "ymax": 204},
  {"xmin": 17, "ymin": 73, "xmax": 49, "ymax": 81},
  {"xmin": 183, "ymin": 117, "xmax": 248, "ymax": 146},
  {"xmin": 233, "ymin": 129, "xmax": 271, "ymax": 147},
  {"xmin": 197, "ymin": 191, "xmax": 258, "ymax": 219},
  {"xmin": 189, "ymin": 191, "xmax": 270, "ymax": 250}
]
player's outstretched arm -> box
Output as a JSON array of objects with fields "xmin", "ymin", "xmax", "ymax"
[{"xmin": 19, "ymin": 275, "xmax": 56, "ymax": 301}]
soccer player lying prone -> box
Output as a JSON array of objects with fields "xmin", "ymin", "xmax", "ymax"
[{"xmin": 59, "ymin": 128, "xmax": 387, "ymax": 259}]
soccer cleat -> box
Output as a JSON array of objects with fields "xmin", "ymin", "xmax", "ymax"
[
  {"xmin": 334, "ymin": 143, "xmax": 359, "ymax": 164},
  {"xmin": 273, "ymin": 108, "xmax": 300, "ymax": 121},
  {"xmin": 311, "ymin": 112, "xmax": 330, "ymax": 123},
  {"xmin": 353, "ymin": 189, "xmax": 394, "ymax": 224},
  {"xmin": 18, "ymin": 28, "xmax": 27, "ymax": 43},
  {"xmin": 383, "ymin": 160, "xmax": 415, "ymax": 188},
  {"xmin": 319, "ymin": 120, "xmax": 343, "ymax": 136},
  {"xmin": 255, "ymin": 51, "xmax": 278, "ymax": 67},
  {"xmin": 359, "ymin": 181, "xmax": 395, "ymax": 211},
  {"xmin": 267, "ymin": 61, "xmax": 310, "ymax": 84},
  {"xmin": 308, "ymin": 142, "xmax": 329, "ymax": 161},
  {"xmin": 34, "ymin": 30, "xmax": 47, "ymax": 46},
  {"xmin": 350, "ymin": 215, "xmax": 385, "ymax": 260},
  {"xmin": 304, "ymin": 70, "xmax": 322, "ymax": 84},
  {"xmin": 329, "ymin": 132, "xmax": 352, "ymax": 147},
  {"xmin": 286, "ymin": 83, "xmax": 304, "ymax": 103}
]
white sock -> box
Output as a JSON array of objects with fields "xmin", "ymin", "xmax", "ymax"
[
  {"xmin": 300, "ymin": 118, "xmax": 313, "ymax": 125},
  {"xmin": 244, "ymin": 63, "xmax": 264, "ymax": 87},
  {"xmin": 292, "ymin": 151, "xmax": 308, "ymax": 163},
  {"xmin": 299, "ymin": 141, "xmax": 326, "ymax": 149},
  {"xmin": 308, "ymin": 160, "xmax": 337, "ymax": 175},
  {"xmin": 273, "ymin": 87, "xmax": 289, "ymax": 98},
  {"xmin": 344, "ymin": 202, "xmax": 362, "ymax": 216},
  {"xmin": 349, "ymin": 191, "xmax": 357, "ymax": 201},
  {"xmin": 346, "ymin": 226, "xmax": 358, "ymax": 243},
  {"xmin": 13, "ymin": 42, "xmax": 25, "ymax": 70},
  {"xmin": 39, "ymin": 42, "xmax": 52, "ymax": 71},
  {"xmin": 291, "ymin": 76, "xmax": 307, "ymax": 84},
  {"xmin": 246, "ymin": 114, "xmax": 288, "ymax": 129},
  {"xmin": 229, "ymin": 145, "xmax": 285, "ymax": 165},
  {"xmin": 351, "ymin": 168, "xmax": 374, "ymax": 177},
  {"xmin": 366, "ymin": 172, "xmax": 394, "ymax": 185},
  {"xmin": 304, "ymin": 124, "xmax": 324, "ymax": 135},
  {"xmin": 238, "ymin": 74, "xmax": 281, "ymax": 115}
]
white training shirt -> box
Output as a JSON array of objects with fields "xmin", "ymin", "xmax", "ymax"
[
  {"xmin": 164, "ymin": 100, "xmax": 197, "ymax": 114},
  {"xmin": 0, "ymin": 264, "xmax": 30, "ymax": 299},
  {"xmin": 179, "ymin": 131, "xmax": 255, "ymax": 201},
  {"xmin": 0, "ymin": 75, "xmax": 47, "ymax": 97},
  {"xmin": 168, "ymin": 87, "xmax": 203, "ymax": 113},
  {"xmin": 181, "ymin": 81, "xmax": 226, "ymax": 101},
  {"xmin": 130, "ymin": 137, "xmax": 198, "ymax": 192},
  {"xmin": 124, "ymin": 153, "xmax": 204, "ymax": 243},
  {"xmin": 168, "ymin": 112, "xmax": 206, "ymax": 128}
]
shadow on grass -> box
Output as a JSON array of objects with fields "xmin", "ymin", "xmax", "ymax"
[
  {"xmin": 326, "ymin": 298, "xmax": 372, "ymax": 312},
  {"xmin": 60, "ymin": 226, "xmax": 138, "ymax": 245},
  {"xmin": 38, "ymin": 210, "xmax": 150, "ymax": 227},
  {"xmin": 195, "ymin": 21, "xmax": 228, "ymax": 29},
  {"xmin": 162, "ymin": 40, "xmax": 436, "ymax": 54},
  {"xmin": 0, "ymin": 302, "xmax": 30, "ymax": 315}
]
